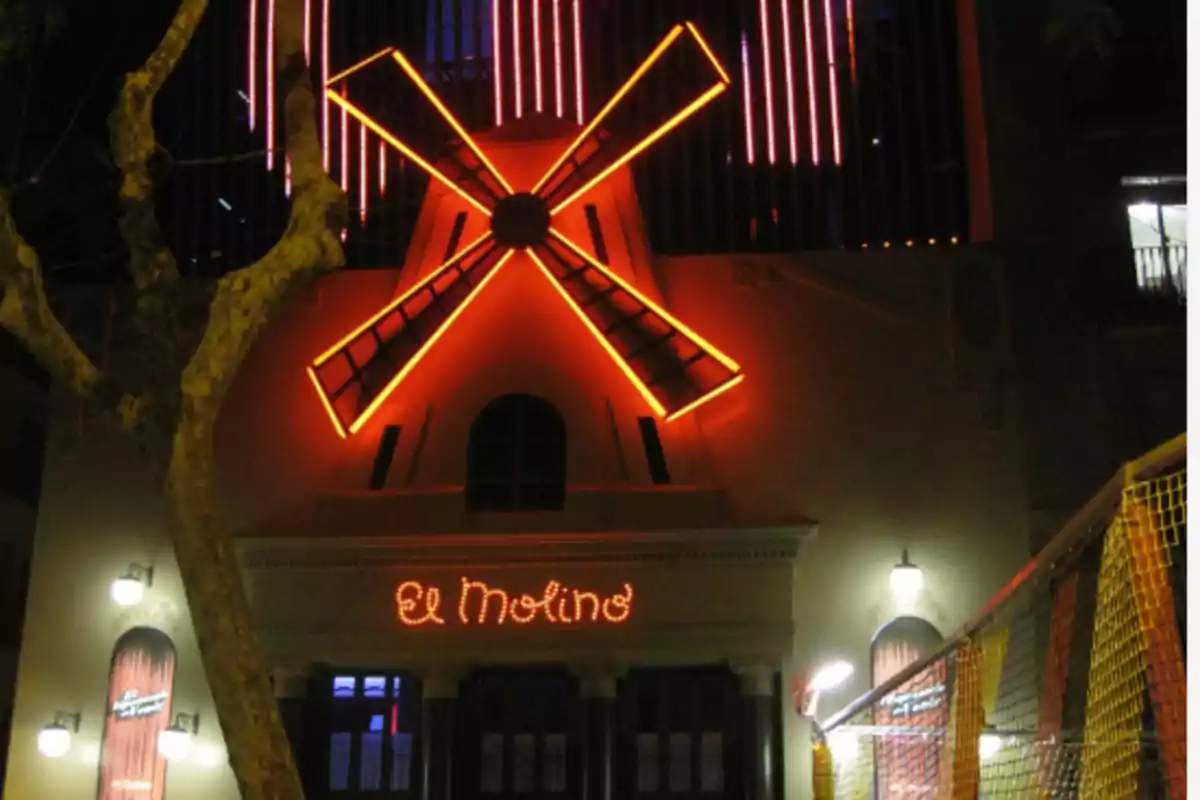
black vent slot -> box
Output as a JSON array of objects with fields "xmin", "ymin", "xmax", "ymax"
[
  {"xmin": 368, "ymin": 424, "xmax": 402, "ymax": 490},
  {"xmin": 442, "ymin": 211, "xmax": 469, "ymax": 262},
  {"xmin": 637, "ymin": 416, "xmax": 671, "ymax": 485},
  {"xmin": 584, "ymin": 204, "xmax": 610, "ymax": 264}
]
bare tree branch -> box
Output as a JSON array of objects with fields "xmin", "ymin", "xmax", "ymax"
[
  {"xmin": 108, "ymin": 0, "xmax": 210, "ymax": 293},
  {"xmin": 0, "ymin": 189, "xmax": 101, "ymax": 395}
]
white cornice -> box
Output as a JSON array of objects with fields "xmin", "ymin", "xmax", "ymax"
[{"xmin": 237, "ymin": 524, "xmax": 816, "ymax": 570}]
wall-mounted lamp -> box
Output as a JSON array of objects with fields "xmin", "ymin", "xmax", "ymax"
[
  {"xmin": 37, "ymin": 711, "xmax": 81, "ymax": 758},
  {"xmin": 110, "ymin": 564, "xmax": 154, "ymax": 608},
  {"xmin": 157, "ymin": 712, "xmax": 200, "ymax": 761},
  {"xmin": 889, "ymin": 549, "xmax": 924, "ymax": 605},
  {"xmin": 827, "ymin": 729, "xmax": 860, "ymax": 766},
  {"xmin": 979, "ymin": 726, "xmax": 1005, "ymax": 760},
  {"xmin": 802, "ymin": 660, "xmax": 854, "ymax": 717}
]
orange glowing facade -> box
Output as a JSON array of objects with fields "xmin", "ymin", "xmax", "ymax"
[
  {"xmin": 308, "ymin": 22, "xmax": 743, "ymax": 438},
  {"xmin": 4, "ymin": 4, "xmax": 1030, "ymax": 800}
]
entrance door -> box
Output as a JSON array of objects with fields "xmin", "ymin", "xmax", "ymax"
[
  {"xmin": 615, "ymin": 667, "xmax": 741, "ymax": 800},
  {"xmin": 458, "ymin": 668, "xmax": 582, "ymax": 800}
]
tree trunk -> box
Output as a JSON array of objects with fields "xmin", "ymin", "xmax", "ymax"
[
  {"xmin": 157, "ymin": 1, "xmax": 345, "ymax": 796},
  {"xmin": 3, "ymin": 0, "xmax": 344, "ymax": 794}
]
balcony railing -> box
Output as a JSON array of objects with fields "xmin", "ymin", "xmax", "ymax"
[{"xmin": 1134, "ymin": 244, "xmax": 1187, "ymax": 300}]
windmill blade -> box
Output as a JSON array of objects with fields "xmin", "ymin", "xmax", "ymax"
[
  {"xmin": 309, "ymin": 235, "xmax": 513, "ymax": 437},
  {"xmin": 326, "ymin": 47, "xmax": 514, "ymax": 215},
  {"xmin": 531, "ymin": 22, "xmax": 731, "ymax": 217},
  {"xmin": 528, "ymin": 230, "xmax": 743, "ymax": 422}
]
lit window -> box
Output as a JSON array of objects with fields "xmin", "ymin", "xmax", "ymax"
[
  {"xmin": 390, "ymin": 732, "xmax": 414, "ymax": 791},
  {"xmin": 1127, "ymin": 201, "xmax": 1188, "ymax": 296},
  {"xmin": 636, "ymin": 733, "xmax": 659, "ymax": 792},
  {"xmin": 332, "ymin": 676, "xmax": 357, "ymax": 698},
  {"xmin": 544, "ymin": 733, "xmax": 567, "ymax": 792},
  {"xmin": 668, "ymin": 733, "xmax": 691, "ymax": 791},
  {"xmin": 363, "ymin": 676, "xmax": 387, "ymax": 698},
  {"xmin": 512, "ymin": 733, "xmax": 535, "ymax": 792},
  {"xmin": 329, "ymin": 732, "xmax": 352, "ymax": 790},
  {"xmin": 481, "ymin": 733, "xmax": 504, "ymax": 793},
  {"xmin": 700, "ymin": 732, "xmax": 724, "ymax": 792},
  {"xmin": 360, "ymin": 717, "xmax": 384, "ymax": 790}
]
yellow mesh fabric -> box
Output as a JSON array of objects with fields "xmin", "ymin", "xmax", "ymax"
[{"xmin": 819, "ymin": 449, "xmax": 1184, "ymax": 800}]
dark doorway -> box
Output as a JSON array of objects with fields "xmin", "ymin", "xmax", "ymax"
[
  {"xmin": 458, "ymin": 667, "xmax": 583, "ymax": 799},
  {"xmin": 615, "ymin": 667, "xmax": 741, "ymax": 799}
]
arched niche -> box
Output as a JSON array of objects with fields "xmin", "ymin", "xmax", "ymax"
[{"xmin": 97, "ymin": 626, "xmax": 177, "ymax": 800}]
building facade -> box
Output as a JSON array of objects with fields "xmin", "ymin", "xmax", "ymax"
[
  {"xmin": 6, "ymin": 0, "xmax": 1183, "ymax": 797},
  {"xmin": 0, "ymin": 331, "xmax": 48, "ymax": 793}
]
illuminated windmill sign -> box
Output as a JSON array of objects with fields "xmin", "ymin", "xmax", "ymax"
[{"xmin": 307, "ymin": 22, "xmax": 745, "ymax": 438}]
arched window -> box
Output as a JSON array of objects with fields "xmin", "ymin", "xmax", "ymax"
[{"xmin": 466, "ymin": 394, "xmax": 566, "ymax": 511}]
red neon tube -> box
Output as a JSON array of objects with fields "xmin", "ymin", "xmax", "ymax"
[
  {"xmin": 758, "ymin": 0, "xmax": 776, "ymax": 164},
  {"xmin": 741, "ymin": 33, "xmax": 755, "ymax": 164},
  {"xmin": 800, "ymin": 0, "xmax": 819, "ymax": 164},
  {"xmin": 823, "ymin": 0, "xmax": 842, "ymax": 164},
  {"xmin": 846, "ymin": 0, "xmax": 858, "ymax": 86},
  {"xmin": 285, "ymin": 156, "xmax": 292, "ymax": 197},
  {"xmin": 781, "ymin": 0, "xmax": 799, "ymax": 164},
  {"xmin": 340, "ymin": 92, "xmax": 349, "ymax": 193},
  {"xmin": 572, "ymin": 0, "xmax": 583, "ymax": 123},
  {"xmin": 266, "ymin": 0, "xmax": 276, "ymax": 170},
  {"xmin": 512, "ymin": 0, "xmax": 523, "ymax": 118},
  {"xmin": 321, "ymin": 0, "xmax": 330, "ymax": 171},
  {"xmin": 248, "ymin": 0, "xmax": 257, "ymax": 132},
  {"xmin": 534, "ymin": 0, "xmax": 544, "ymax": 113},
  {"xmin": 379, "ymin": 141, "xmax": 387, "ymax": 193},
  {"xmin": 359, "ymin": 124, "xmax": 368, "ymax": 223},
  {"xmin": 553, "ymin": 0, "xmax": 563, "ymax": 117},
  {"xmin": 303, "ymin": 0, "xmax": 311, "ymax": 64},
  {"xmin": 493, "ymin": 0, "xmax": 503, "ymax": 125}
]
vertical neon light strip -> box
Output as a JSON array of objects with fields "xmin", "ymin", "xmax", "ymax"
[
  {"xmin": 800, "ymin": 0, "xmax": 819, "ymax": 164},
  {"xmin": 266, "ymin": 0, "xmax": 276, "ymax": 170},
  {"xmin": 512, "ymin": 0, "xmax": 523, "ymax": 118},
  {"xmin": 572, "ymin": 0, "xmax": 583, "ymax": 123},
  {"xmin": 758, "ymin": 0, "xmax": 776, "ymax": 164},
  {"xmin": 303, "ymin": 0, "xmax": 311, "ymax": 63},
  {"xmin": 248, "ymin": 0, "xmax": 257, "ymax": 131},
  {"xmin": 533, "ymin": 0, "xmax": 544, "ymax": 112},
  {"xmin": 321, "ymin": 0, "xmax": 330, "ymax": 171},
  {"xmin": 379, "ymin": 141, "xmax": 388, "ymax": 193},
  {"xmin": 553, "ymin": 0, "xmax": 563, "ymax": 117},
  {"xmin": 493, "ymin": 0, "xmax": 503, "ymax": 126},
  {"xmin": 780, "ymin": 0, "xmax": 799, "ymax": 164},
  {"xmin": 846, "ymin": 0, "xmax": 857, "ymax": 86},
  {"xmin": 740, "ymin": 33, "xmax": 755, "ymax": 164},
  {"xmin": 340, "ymin": 91, "xmax": 349, "ymax": 193},
  {"xmin": 355, "ymin": 126, "xmax": 364, "ymax": 224},
  {"xmin": 285, "ymin": 157, "xmax": 292, "ymax": 196},
  {"xmin": 823, "ymin": 0, "xmax": 842, "ymax": 164}
]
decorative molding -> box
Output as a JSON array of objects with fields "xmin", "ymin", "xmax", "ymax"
[{"xmin": 237, "ymin": 525, "xmax": 816, "ymax": 570}]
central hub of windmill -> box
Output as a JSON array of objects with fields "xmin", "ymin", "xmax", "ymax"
[{"xmin": 490, "ymin": 192, "xmax": 551, "ymax": 248}]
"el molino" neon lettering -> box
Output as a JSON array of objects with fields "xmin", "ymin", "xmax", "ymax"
[{"xmin": 395, "ymin": 577, "xmax": 634, "ymax": 627}]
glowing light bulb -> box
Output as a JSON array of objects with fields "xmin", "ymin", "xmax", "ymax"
[
  {"xmin": 979, "ymin": 732, "xmax": 1004, "ymax": 760},
  {"xmin": 889, "ymin": 550, "xmax": 924, "ymax": 604},
  {"xmin": 828, "ymin": 730, "xmax": 859, "ymax": 766},
  {"xmin": 157, "ymin": 725, "xmax": 193, "ymax": 761},
  {"xmin": 110, "ymin": 574, "xmax": 145, "ymax": 607},
  {"xmin": 809, "ymin": 661, "xmax": 854, "ymax": 692},
  {"xmin": 37, "ymin": 725, "xmax": 72, "ymax": 758}
]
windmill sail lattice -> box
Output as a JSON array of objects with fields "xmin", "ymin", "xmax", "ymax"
[{"xmin": 309, "ymin": 22, "xmax": 743, "ymax": 438}]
